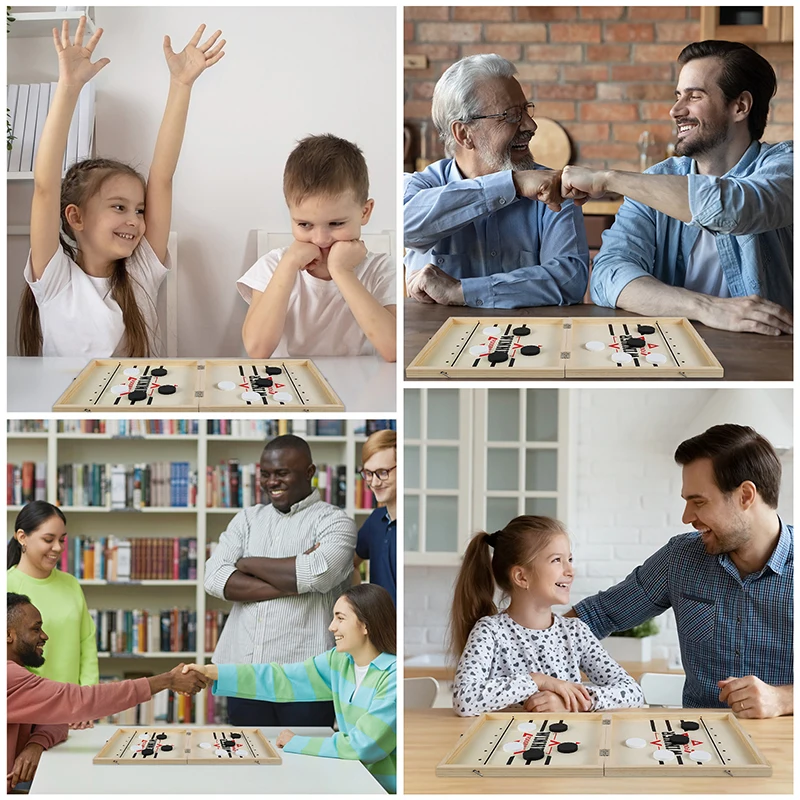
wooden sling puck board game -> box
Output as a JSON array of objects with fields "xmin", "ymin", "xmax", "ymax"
[
  {"xmin": 93, "ymin": 727, "xmax": 282, "ymax": 765},
  {"xmin": 53, "ymin": 359, "xmax": 344, "ymax": 412},
  {"xmin": 407, "ymin": 317, "xmax": 723, "ymax": 379},
  {"xmin": 436, "ymin": 712, "xmax": 770, "ymax": 778}
]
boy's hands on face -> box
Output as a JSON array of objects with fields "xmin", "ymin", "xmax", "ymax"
[
  {"xmin": 164, "ymin": 23, "xmax": 226, "ymax": 87},
  {"xmin": 285, "ymin": 240, "xmax": 323, "ymax": 272},
  {"xmin": 327, "ymin": 240, "xmax": 367, "ymax": 278}
]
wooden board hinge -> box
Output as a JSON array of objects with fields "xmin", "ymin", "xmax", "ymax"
[{"xmin": 561, "ymin": 351, "xmax": 571, "ymax": 359}]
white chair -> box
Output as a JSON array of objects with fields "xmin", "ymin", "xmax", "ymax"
[
  {"xmin": 404, "ymin": 676, "xmax": 439, "ymax": 709},
  {"xmin": 640, "ymin": 672, "xmax": 686, "ymax": 707},
  {"xmin": 257, "ymin": 230, "xmax": 394, "ymax": 259}
]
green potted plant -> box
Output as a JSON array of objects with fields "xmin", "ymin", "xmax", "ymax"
[{"xmin": 603, "ymin": 618, "xmax": 658, "ymax": 662}]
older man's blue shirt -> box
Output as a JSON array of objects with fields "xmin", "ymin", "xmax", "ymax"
[
  {"xmin": 404, "ymin": 159, "xmax": 589, "ymax": 308},
  {"xmin": 575, "ymin": 521, "xmax": 793, "ymax": 708},
  {"xmin": 590, "ymin": 141, "xmax": 793, "ymax": 309}
]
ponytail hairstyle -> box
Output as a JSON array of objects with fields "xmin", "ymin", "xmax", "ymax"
[
  {"xmin": 8, "ymin": 501, "xmax": 67, "ymax": 568},
  {"xmin": 18, "ymin": 158, "xmax": 154, "ymax": 357},
  {"xmin": 448, "ymin": 515, "xmax": 568, "ymax": 658},
  {"xmin": 341, "ymin": 584, "xmax": 396, "ymax": 655}
]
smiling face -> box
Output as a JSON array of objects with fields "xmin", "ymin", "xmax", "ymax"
[
  {"xmin": 363, "ymin": 447, "xmax": 397, "ymax": 508},
  {"xmin": 466, "ymin": 76, "xmax": 537, "ymax": 174},
  {"xmin": 681, "ymin": 458, "xmax": 751, "ymax": 555},
  {"xmin": 516, "ymin": 532, "xmax": 574, "ymax": 606},
  {"xmin": 288, "ymin": 192, "xmax": 374, "ymax": 279},
  {"xmin": 16, "ymin": 514, "xmax": 67, "ymax": 579},
  {"xmin": 259, "ymin": 447, "xmax": 315, "ymax": 513},
  {"xmin": 8, "ymin": 603, "xmax": 48, "ymax": 668},
  {"xmin": 328, "ymin": 596, "xmax": 369, "ymax": 654},
  {"xmin": 67, "ymin": 173, "xmax": 146, "ymax": 266},
  {"xmin": 671, "ymin": 57, "xmax": 737, "ymax": 158}
]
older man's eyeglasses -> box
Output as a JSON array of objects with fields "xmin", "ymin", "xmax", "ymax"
[
  {"xmin": 466, "ymin": 102, "xmax": 535, "ymax": 125},
  {"xmin": 360, "ymin": 466, "xmax": 397, "ymax": 482}
]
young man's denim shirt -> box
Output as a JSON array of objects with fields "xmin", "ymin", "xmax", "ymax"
[{"xmin": 590, "ymin": 140, "xmax": 793, "ymax": 310}]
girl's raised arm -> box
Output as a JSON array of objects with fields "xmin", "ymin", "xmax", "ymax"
[
  {"xmin": 30, "ymin": 17, "xmax": 109, "ymax": 278},
  {"xmin": 145, "ymin": 24, "xmax": 225, "ymax": 263}
]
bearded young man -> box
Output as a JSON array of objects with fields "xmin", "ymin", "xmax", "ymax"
[
  {"xmin": 403, "ymin": 54, "xmax": 589, "ymax": 309},
  {"xmin": 565, "ymin": 424, "xmax": 793, "ymax": 718},
  {"xmin": 561, "ymin": 41, "xmax": 792, "ymax": 336}
]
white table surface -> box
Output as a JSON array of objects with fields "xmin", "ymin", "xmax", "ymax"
[
  {"xmin": 7, "ymin": 357, "xmax": 397, "ymax": 414},
  {"xmin": 31, "ymin": 724, "xmax": 385, "ymax": 794}
]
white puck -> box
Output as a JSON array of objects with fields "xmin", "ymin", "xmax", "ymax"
[
  {"xmin": 517, "ymin": 722, "xmax": 538, "ymax": 734},
  {"xmin": 585, "ymin": 340, "xmax": 605, "ymax": 351},
  {"xmin": 689, "ymin": 750, "xmax": 712, "ymax": 763},
  {"xmin": 241, "ymin": 391, "xmax": 261, "ymax": 402},
  {"xmin": 482, "ymin": 326, "xmax": 503, "ymax": 337},
  {"xmin": 611, "ymin": 352, "xmax": 633, "ymax": 364},
  {"xmin": 123, "ymin": 367, "xmax": 140, "ymax": 378},
  {"xmin": 653, "ymin": 749, "xmax": 676, "ymax": 762},
  {"xmin": 273, "ymin": 391, "xmax": 293, "ymax": 403},
  {"xmin": 503, "ymin": 741, "xmax": 524, "ymax": 753},
  {"xmin": 198, "ymin": 742, "xmax": 213, "ymax": 750},
  {"xmin": 110, "ymin": 384, "xmax": 128, "ymax": 395},
  {"xmin": 469, "ymin": 345, "xmax": 490, "ymax": 357},
  {"xmin": 646, "ymin": 353, "xmax": 668, "ymax": 365},
  {"xmin": 217, "ymin": 380, "xmax": 236, "ymax": 391},
  {"xmin": 625, "ymin": 737, "xmax": 647, "ymax": 749}
]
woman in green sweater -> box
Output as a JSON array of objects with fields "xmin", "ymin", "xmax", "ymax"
[
  {"xmin": 7, "ymin": 502, "xmax": 99, "ymax": 697},
  {"xmin": 185, "ymin": 584, "xmax": 397, "ymax": 793}
]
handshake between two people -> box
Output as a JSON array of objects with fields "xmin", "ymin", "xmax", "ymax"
[
  {"xmin": 157, "ymin": 662, "xmax": 215, "ymax": 696},
  {"xmin": 514, "ymin": 165, "xmax": 608, "ymax": 213}
]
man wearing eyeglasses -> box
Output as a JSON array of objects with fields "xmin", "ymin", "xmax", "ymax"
[
  {"xmin": 404, "ymin": 53, "xmax": 589, "ymax": 309},
  {"xmin": 354, "ymin": 430, "xmax": 397, "ymax": 604}
]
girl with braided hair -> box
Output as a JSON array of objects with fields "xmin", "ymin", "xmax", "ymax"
[
  {"xmin": 449, "ymin": 515, "xmax": 643, "ymax": 716},
  {"xmin": 19, "ymin": 16, "xmax": 225, "ymax": 357}
]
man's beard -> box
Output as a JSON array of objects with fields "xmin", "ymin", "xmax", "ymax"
[
  {"xmin": 674, "ymin": 117, "xmax": 730, "ymax": 158},
  {"xmin": 478, "ymin": 140, "xmax": 537, "ymax": 173},
  {"xmin": 700, "ymin": 520, "xmax": 750, "ymax": 556},
  {"xmin": 19, "ymin": 641, "xmax": 45, "ymax": 668}
]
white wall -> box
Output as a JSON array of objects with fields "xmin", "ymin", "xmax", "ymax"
[
  {"xmin": 8, "ymin": 6, "xmax": 396, "ymax": 355},
  {"xmin": 405, "ymin": 388, "xmax": 794, "ymax": 662}
]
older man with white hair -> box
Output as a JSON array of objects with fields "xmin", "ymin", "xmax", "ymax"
[{"xmin": 404, "ymin": 54, "xmax": 589, "ymax": 308}]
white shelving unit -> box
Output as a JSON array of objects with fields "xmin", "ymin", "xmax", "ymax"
[
  {"xmin": 7, "ymin": 419, "xmax": 383, "ymax": 723},
  {"xmin": 8, "ymin": 9, "xmax": 96, "ymax": 39},
  {"xmin": 404, "ymin": 388, "xmax": 570, "ymax": 566}
]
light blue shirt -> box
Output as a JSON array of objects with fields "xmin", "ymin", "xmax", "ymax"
[
  {"xmin": 590, "ymin": 140, "xmax": 793, "ymax": 309},
  {"xmin": 403, "ymin": 159, "xmax": 589, "ymax": 308}
]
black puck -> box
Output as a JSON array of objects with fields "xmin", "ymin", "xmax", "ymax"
[
  {"xmin": 160, "ymin": 744, "xmax": 173, "ymax": 752},
  {"xmin": 488, "ymin": 351, "xmax": 508, "ymax": 363},
  {"xmin": 522, "ymin": 747, "xmax": 545, "ymax": 762},
  {"xmin": 670, "ymin": 734, "xmax": 689, "ymax": 745},
  {"xmin": 557, "ymin": 742, "xmax": 578, "ymax": 754},
  {"xmin": 222, "ymin": 739, "xmax": 235, "ymax": 748},
  {"xmin": 141, "ymin": 747, "xmax": 154, "ymax": 756},
  {"xmin": 549, "ymin": 723, "xmax": 568, "ymax": 733},
  {"xmin": 230, "ymin": 733, "xmax": 242, "ymax": 739},
  {"xmin": 158, "ymin": 385, "xmax": 176, "ymax": 395},
  {"xmin": 681, "ymin": 721, "xmax": 700, "ymax": 731},
  {"xmin": 638, "ymin": 324, "xmax": 656, "ymax": 335},
  {"xmin": 156, "ymin": 734, "xmax": 167, "ymax": 740},
  {"xmin": 513, "ymin": 325, "xmax": 531, "ymax": 336},
  {"xmin": 520, "ymin": 345, "xmax": 541, "ymax": 356},
  {"xmin": 265, "ymin": 367, "xmax": 282, "ymax": 375},
  {"xmin": 128, "ymin": 390, "xmax": 147, "ymax": 402},
  {"xmin": 151, "ymin": 368, "xmax": 167, "ymax": 377},
  {"xmin": 626, "ymin": 337, "xmax": 646, "ymax": 348},
  {"xmin": 254, "ymin": 377, "xmax": 273, "ymax": 388}
]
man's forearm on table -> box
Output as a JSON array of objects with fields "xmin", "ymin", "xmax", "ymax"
[
  {"xmin": 616, "ymin": 275, "xmax": 710, "ymax": 320},
  {"xmin": 223, "ymin": 570, "xmax": 296, "ymax": 602}
]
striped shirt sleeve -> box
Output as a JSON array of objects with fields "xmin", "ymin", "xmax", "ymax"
[
  {"xmin": 213, "ymin": 653, "xmax": 334, "ymax": 703},
  {"xmin": 295, "ymin": 512, "xmax": 357, "ymax": 594},
  {"xmin": 284, "ymin": 666, "xmax": 397, "ymax": 765},
  {"xmin": 203, "ymin": 510, "xmax": 248, "ymax": 599}
]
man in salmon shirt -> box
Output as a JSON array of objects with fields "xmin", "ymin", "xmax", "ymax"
[{"xmin": 7, "ymin": 593, "xmax": 208, "ymax": 791}]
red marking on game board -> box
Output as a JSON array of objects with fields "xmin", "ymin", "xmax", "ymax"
[
  {"xmin": 691, "ymin": 739, "xmax": 703, "ymax": 746},
  {"xmin": 214, "ymin": 741, "xmax": 244, "ymax": 753},
  {"xmin": 610, "ymin": 342, "xmax": 620, "ymax": 350},
  {"xmin": 647, "ymin": 343, "xmax": 658, "ymax": 350},
  {"xmin": 650, "ymin": 738, "xmax": 663, "ymax": 747}
]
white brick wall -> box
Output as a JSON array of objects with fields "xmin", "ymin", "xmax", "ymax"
[{"xmin": 405, "ymin": 388, "xmax": 793, "ymax": 664}]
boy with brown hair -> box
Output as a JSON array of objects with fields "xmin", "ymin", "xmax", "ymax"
[{"xmin": 238, "ymin": 135, "xmax": 396, "ymax": 361}]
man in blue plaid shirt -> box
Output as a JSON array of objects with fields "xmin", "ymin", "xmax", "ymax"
[{"xmin": 571, "ymin": 424, "xmax": 793, "ymax": 718}]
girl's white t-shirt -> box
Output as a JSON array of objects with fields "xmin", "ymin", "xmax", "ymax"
[
  {"xmin": 24, "ymin": 236, "xmax": 170, "ymax": 358},
  {"xmin": 353, "ymin": 662, "xmax": 370, "ymax": 691},
  {"xmin": 236, "ymin": 248, "xmax": 396, "ymax": 358}
]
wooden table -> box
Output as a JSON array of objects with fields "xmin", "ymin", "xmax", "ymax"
[
  {"xmin": 404, "ymin": 300, "xmax": 793, "ymax": 381},
  {"xmin": 404, "ymin": 708, "xmax": 792, "ymax": 794}
]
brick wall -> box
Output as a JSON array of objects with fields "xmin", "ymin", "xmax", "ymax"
[
  {"xmin": 405, "ymin": 388, "xmax": 794, "ymax": 662},
  {"xmin": 404, "ymin": 7, "xmax": 793, "ymax": 170}
]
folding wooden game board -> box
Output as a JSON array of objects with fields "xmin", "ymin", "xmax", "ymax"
[
  {"xmin": 93, "ymin": 727, "xmax": 282, "ymax": 765},
  {"xmin": 53, "ymin": 359, "xmax": 344, "ymax": 412},
  {"xmin": 407, "ymin": 317, "xmax": 724, "ymax": 379},
  {"xmin": 436, "ymin": 712, "xmax": 770, "ymax": 778}
]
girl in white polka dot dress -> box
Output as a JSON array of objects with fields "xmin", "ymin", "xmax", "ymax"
[{"xmin": 450, "ymin": 516, "xmax": 644, "ymax": 717}]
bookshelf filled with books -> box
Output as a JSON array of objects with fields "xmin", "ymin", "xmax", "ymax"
[{"xmin": 7, "ymin": 417, "xmax": 394, "ymax": 724}]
